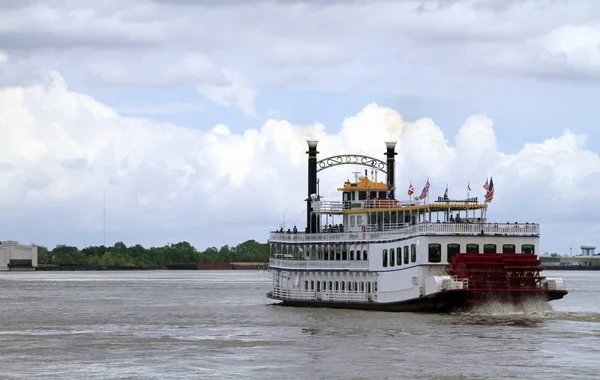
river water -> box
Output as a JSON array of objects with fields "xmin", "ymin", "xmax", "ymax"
[{"xmin": 0, "ymin": 270, "xmax": 598, "ymax": 379}]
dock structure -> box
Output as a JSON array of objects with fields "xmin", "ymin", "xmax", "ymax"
[{"xmin": 0, "ymin": 241, "xmax": 38, "ymax": 271}]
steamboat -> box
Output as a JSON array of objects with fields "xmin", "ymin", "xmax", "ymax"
[{"xmin": 266, "ymin": 141, "xmax": 568, "ymax": 312}]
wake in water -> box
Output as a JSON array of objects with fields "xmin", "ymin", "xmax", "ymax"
[
  {"xmin": 451, "ymin": 297, "xmax": 555, "ymax": 327},
  {"xmin": 451, "ymin": 297, "xmax": 600, "ymax": 327},
  {"xmin": 470, "ymin": 297, "xmax": 552, "ymax": 316}
]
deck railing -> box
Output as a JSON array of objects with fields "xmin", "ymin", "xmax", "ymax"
[
  {"xmin": 270, "ymin": 288, "xmax": 376, "ymax": 302},
  {"xmin": 270, "ymin": 223, "xmax": 539, "ymax": 243},
  {"xmin": 269, "ymin": 259, "xmax": 370, "ymax": 270},
  {"xmin": 312, "ymin": 199, "xmax": 480, "ymax": 212}
]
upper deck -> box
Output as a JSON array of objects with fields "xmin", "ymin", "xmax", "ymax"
[
  {"xmin": 270, "ymin": 222, "xmax": 539, "ymax": 244},
  {"xmin": 312, "ymin": 198, "xmax": 487, "ymax": 214}
]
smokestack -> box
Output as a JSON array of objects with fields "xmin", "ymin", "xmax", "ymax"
[
  {"xmin": 306, "ymin": 140, "xmax": 319, "ymax": 233},
  {"xmin": 385, "ymin": 141, "xmax": 397, "ymax": 199}
]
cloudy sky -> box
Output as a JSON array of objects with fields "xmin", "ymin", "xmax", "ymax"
[{"xmin": 1, "ymin": 0, "xmax": 599, "ymax": 254}]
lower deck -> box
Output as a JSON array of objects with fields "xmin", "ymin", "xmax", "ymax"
[{"xmin": 268, "ymin": 234, "xmax": 567, "ymax": 307}]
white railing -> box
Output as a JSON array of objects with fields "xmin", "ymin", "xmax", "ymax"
[
  {"xmin": 312, "ymin": 200, "xmax": 407, "ymax": 212},
  {"xmin": 312, "ymin": 198, "xmax": 479, "ymax": 212},
  {"xmin": 270, "ymin": 288, "xmax": 376, "ymax": 302},
  {"xmin": 450, "ymin": 276, "xmax": 469, "ymax": 290},
  {"xmin": 312, "ymin": 201, "xmax": 346, "ymax": 213},
  {"xmin": 269, "ymin": 259, "xmax": 370, "ymax": 270},
  {"xmin": 270, "ymin": 223, "xmax": 539, "ymax": 243}
]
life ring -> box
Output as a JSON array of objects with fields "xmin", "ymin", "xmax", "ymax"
[{"xmin": 361, "ymin": 225, "xmax": 366, "ymax": 232}]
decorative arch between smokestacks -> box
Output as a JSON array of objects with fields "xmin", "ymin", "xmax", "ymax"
[{"xmin": 305, "ymin": 140, "xmax": 398, "ymax": 234}]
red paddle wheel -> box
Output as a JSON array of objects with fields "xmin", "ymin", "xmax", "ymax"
[{"xmin": 448, "ymin": 253, "xmax": 547, "ymax": 307}]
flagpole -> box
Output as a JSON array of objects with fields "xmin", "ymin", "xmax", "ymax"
[{"xmin": 103, "ymin": 189, "xmax": 106, "ymax": 246}]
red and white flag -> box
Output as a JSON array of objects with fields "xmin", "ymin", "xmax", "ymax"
[
  {"xmin": 417, "ymin": 179, "xmax": 430, "ymax": 200},
  {"xmin": 485, "ymin": 177, "xmax": 494, "ymax": 203}
]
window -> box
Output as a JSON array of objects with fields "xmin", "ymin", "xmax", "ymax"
[
  {"xmin": 522, "ymin": 244, "xmax": 535, "ymax": 254},
  {"xmin": 311, "ymin": 281, "xmax": 314, "ymax": 290},
  {"xmin": 396, "ymin": 248, "xmax": 402, "ymax": 265},
  {"xmin": 447, "ymin": 243, "xmax": 460, "ymax": 263},
  {"xmin": 350, "ymin": 250, "xmax": 354, "ymax": 260},
  {"xmin": 483, "ymin": 244, "xmax": 497, "ymax": 254},
  {"xmin": 357, "ymin": 215, "xmax": 363, "ymax": 226},
  {"xmin": 335, "ymin": 281, "xmax": 339, "ymax": 291},
  {"xmin": 305, "ymin": 280, "xmax": 308, "ymax": 290},
  {"xmin": 382, "ymin": 249, "xmax": 388, "ymax": 267},
  {"xmin": 356, "ymin": 250, "xmax": 361, "ymax": 260},
  {"xmin": 363, "ymin": 250, "xmax": 368, "ymax": 260},
  {"xmin": 350, "ymin": 215, "xmax": 356, "ymax": 227},
  {"xmin": 428, "ymin": 243, "xmax": 442, "ymax": 263},
  {"xmin": 404, "ymin": 246, "xmax": 409, "ymax": 264},
  {"xmin": 466, "ymin": 244, "xmax": 479, "ymax": 253},
  {"xmin": 329, "ymin": 281, "xmax": 332, "ymax": 290},
  {"xmin": 411, "ymin": 244, "xmax": 416, "ymax": 262},
  {"xmin": 503, "ymin": 244, "xmax": 516, "ymax": 254},
  {"xmin": 389, "ymin": 248, "xmax": 395, "ymax": 267}
]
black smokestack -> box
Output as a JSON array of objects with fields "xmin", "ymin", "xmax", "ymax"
[
  {"xmin": 306, "ymin": 140, "xmax": 319, "ymax": 233},
  {"xmin": 385, "ymin": 141, "xmax": 397, "ymax": 199}
]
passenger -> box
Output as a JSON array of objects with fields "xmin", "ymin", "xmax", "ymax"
[
  {"xmin": 286, "ymin": 228, "xmax": 291, "ymax": 234},
  {"xmin": 339, "ymin": 223, "xmax": 344, "ymax": 233},
  {"xmin": 292, "ymin": 226, "xmax": 298, "ymax": 234},
  {"xmin": 455, "ymin": 214, "xmax": 462, "ymax": 223},
  {"xmin": 450, "ymin": 215, "xmax": 455, "ymax": 223}
]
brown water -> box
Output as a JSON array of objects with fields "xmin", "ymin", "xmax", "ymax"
[{"xmin": 0, "ymin": 270, "xmax": 598, "ymax": 379}]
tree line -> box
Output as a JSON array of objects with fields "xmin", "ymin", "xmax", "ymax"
[{"xmin": 35, "ymin": 240, "xmax": 270, "ymax": 269}]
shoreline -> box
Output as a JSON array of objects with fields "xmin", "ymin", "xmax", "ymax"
[{"xmin": 34, "ymin": 262, "xmax": 268, "ymax": 271}]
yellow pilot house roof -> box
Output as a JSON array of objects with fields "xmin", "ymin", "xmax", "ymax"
[{"xmin": 338, "ymin": 177, "xmax": 394, "ymax": 192}]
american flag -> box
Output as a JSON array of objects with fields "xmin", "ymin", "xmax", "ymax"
[
  {"xmin": 483, "ymin": 178, "xmax": 489, "ymax": 191},
  {"xmin": 485, "ymin": 177, "xmax": 494, "ymax": 203},
  {"xmin": 417, "ymin": 179, "xmax": 430, "ymax": 200},
  {"xmin": 467, "ymin": 182, "xmax": 471, "ymax": 192}
]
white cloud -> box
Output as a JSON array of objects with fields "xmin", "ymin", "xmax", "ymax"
[
  {"xmin": 2, "ymin": 0, "xmax": 600, "ymax": 104},
  {"xmin": 197, "ymin": 68, "xmax": 257, "ymax": 117},
  {"xmin": 1, "ymin": 71, "xmax": 599, "ymax": 253},
  {"xmin": 115, "ymin": 102, "xmax": 204, "ymax": 115},
  {"xmin": 84, "ymin": 52, "xmax": 257, "ymax": 115}
]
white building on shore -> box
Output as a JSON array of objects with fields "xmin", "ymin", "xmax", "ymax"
[{"xmin": 0, "ymin": 241, "xmax": 38, "ymax": 271}]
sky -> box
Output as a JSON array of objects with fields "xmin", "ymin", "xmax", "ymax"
[{"xmin": 1, "ymin": 0, "xmax": 600, "ymax": 254}]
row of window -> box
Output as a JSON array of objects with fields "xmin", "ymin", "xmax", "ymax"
[
  {"xmin": 382, "ymin": 244, "xmax": 417, "ymax": 268},
  {"xmin": 304, "ymin": 280, "xmax": 377, "ymax": 293},
  {"xmin": 322, "ymin": 250, "xmax": 369, "ymax": 261},
  {"xmin": 428, "ymin": 243, "xmax": 536, "ymax": 263},
  {"xmin": 349, "ymin": 215, "xmax": 364, "ymax": 227}
]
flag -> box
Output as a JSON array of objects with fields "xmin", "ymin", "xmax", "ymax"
[
  {"xmin": 443, "ymin": 185, "xmax": 448, "ymax": 200},
  {"xmin": 467, "ymin": 182, "xmax": 471, "ymax": 192},
  {"xmin": 407, "ymin": 183, "xmax": 414, "ymax": 196},
  {"xmin": 417, "ymin": 179, "xmax": 430, "ymax": 200},
  {"xmin": 483, "ymin": 178, "xmax": 489, "ymax": 191},
  {"xmin": 485, "ymin": 177, "xmax": 494, "ymax": 203}
]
